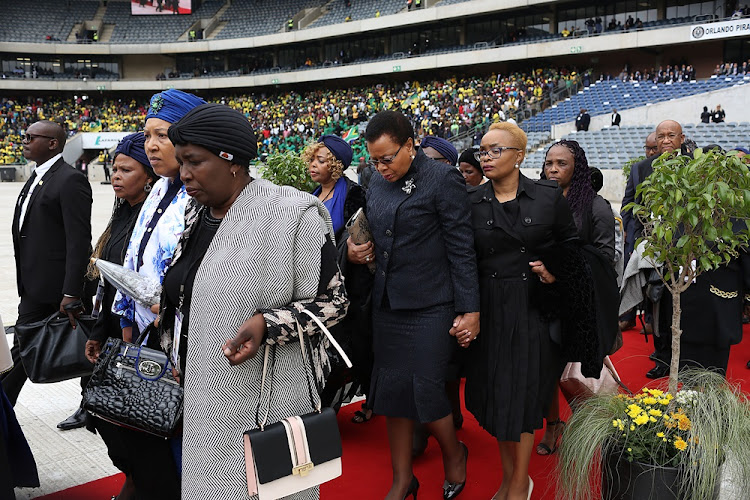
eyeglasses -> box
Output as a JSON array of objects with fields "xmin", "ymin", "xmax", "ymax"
[
  {"xmin": 473, "ymin": 146, "xmax": 521, "ymax": 162},
  {"xmin": 643, "ymin": 145, "xmax": 658, "ymax": 152},
  {"xmin": 367, "ymin": 144, "xmax": 403, "ymax": 168},
  {"xmin": 23, "ymin": 133, "xmax": 55, "ymax": 143}
]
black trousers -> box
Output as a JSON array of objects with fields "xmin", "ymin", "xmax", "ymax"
[{"xmin": 90, "ymin": 417, "xmax": 180, "ymax": 500}]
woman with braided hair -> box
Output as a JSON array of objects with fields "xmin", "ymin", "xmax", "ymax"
[{"xmin": 536, "ymin": 139, "xmax": 615, "ymax": 456}]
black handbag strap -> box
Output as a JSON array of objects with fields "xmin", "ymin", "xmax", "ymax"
[{"xmin": 254, "ymin": 315, "xmax": 320, "ymax": 431}]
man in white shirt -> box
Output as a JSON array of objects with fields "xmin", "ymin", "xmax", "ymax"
[{"xmin": 3, "ymin": 121, "xmax": 92, "ymax": 428}]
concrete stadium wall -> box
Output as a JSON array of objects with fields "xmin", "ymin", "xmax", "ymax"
[
  {"xmin": 0, "ymin": 24, "xmax": 720, "ymax": 93},
  {"xmin": 551, "ymin": 80, "xmax": 750, "ymax": 139},
  {"xmin": 0, "ymin": 0, "xmax": 554, "ymax": 56}
]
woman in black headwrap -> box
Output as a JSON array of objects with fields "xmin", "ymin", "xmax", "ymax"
[
  {"xmin": 158, "ymin": 103, "xmax": 348, "ymax": 500},
  {"xmin": 83, "ymin": 132, "xmax": 173, "ymax": 500},
  {"xmin": 303, "ymin": 136, "xmax": 374, "ymax": 422},
  {"xmin": 458, "ymin": 147, "xmax": 484, "ymax": 187}
]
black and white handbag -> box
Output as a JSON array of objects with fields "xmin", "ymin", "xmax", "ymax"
[{"xmin": 243, "ymin": 310, "xmax": 350, "ymax": 499}]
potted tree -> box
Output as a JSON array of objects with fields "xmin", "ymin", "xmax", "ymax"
[{"xmin": 557, "ymin": 149, "xmax": 750, "ymax": 500}]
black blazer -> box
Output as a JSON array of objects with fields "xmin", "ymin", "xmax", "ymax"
[
  {"xmin": 367, "ymin": 150, "xmax": 480, "ymax": 313},
  {"xmin": 468, "ymin": 175, "xmax": 579, "ymax": 281},
  {"xmin": 12, "ymin": 158, "xmax": 93, "ymax": 304}
]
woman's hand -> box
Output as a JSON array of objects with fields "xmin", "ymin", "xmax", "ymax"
[
  {"xmin": 346, "ymin": 237, "xmax": 375, "ymax": 265},
  {"xmin": 84, "ymin": 340, "xmax": 101, "ymax": 364},
  {"xmin": 529, "ymin": 260, "xmax": 556, "ymax": 284},
  {"xmin": 222, "ymin": 313, "xmax": 267, "ymax": 366},
  {"xmin": 450, "ymin": 312, "xmax": 480, "ymax": 348},
  {"xmin": 150, "ymin": 304, "xmax": 161, "ymax": 327},
  {"xmin": 122, "ymin": 326, "xmax": 133, "ymax": 343}
]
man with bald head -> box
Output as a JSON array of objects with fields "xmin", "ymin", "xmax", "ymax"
[
  {"xmin": 622, "ymin": 120, "xmax": 686, "ymax": 377},
  {"xmin": 2, "ymin": 121, "xmax": 92, "ymax": 417}
]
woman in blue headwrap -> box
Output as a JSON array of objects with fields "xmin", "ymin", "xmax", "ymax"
[
  {"xmin": 83, "ymin": 132, "xmax": 163, "ymax": 500},
  {"xmin": 112, "ymin": 89, "xmax": 205, "ymax": 342},
  {"xmin": 302, "ymin": 136, "xmax": 375, "ymax": 423}
]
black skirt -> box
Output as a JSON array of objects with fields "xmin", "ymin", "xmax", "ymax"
[
  {"xmin": 465, "ymin": 277, "xmax": 563, "ymax": 441},
  {"xmin": 369, "ymin": 303, "xmax": 455, "ymax": 423}
]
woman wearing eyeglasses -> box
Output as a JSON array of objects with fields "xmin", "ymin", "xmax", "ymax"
[
  {"xmin": 360, "ymin": 110, "xmax": 479, "ymax": 500},
  {"xmin": 464, "ymin": 122, "xmax": 579, "ymax": 500}
]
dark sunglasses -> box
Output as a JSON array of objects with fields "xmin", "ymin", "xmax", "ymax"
[{"xmin": 23, "ymin": 133, "xmax": 55, "ymax": 143}]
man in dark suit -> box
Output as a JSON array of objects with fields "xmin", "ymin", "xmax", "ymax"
[
  {"xmin": 611, "ymin": 108, "xmax": 621, "ymax": 127},
  {"xmin": 575, "ymin": 108, "xmax": 591, "ymax": 131},
  {"xmin": 2, "ymin": 121, "xmax": 92, "ymax": 429}
]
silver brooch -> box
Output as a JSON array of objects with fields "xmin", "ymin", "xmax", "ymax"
[{"xmin": 402, "ymin": 179, "xmax": 416, "ymax": 194}]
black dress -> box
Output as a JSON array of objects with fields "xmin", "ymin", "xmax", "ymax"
[
  {"xmin": 88, "ymin": 200, "xmax": 181, "ymax": 500},
  {"xmin": 465, "ymin": 176, "xmax": 579, "ymax": 441}
]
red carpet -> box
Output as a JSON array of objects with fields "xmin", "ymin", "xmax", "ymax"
[{"xmin": 38, "ymin": 325, "xmax": 750, "ymax": 500}]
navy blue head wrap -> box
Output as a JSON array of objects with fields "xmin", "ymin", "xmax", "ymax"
[
  {"xmin": 114, "ymin": 132, "xmax": 155, "ymax": 178},
  {"xmin": 421, "ymin": 136, "xmax": 458, "ymax": 166},
  {"xmin": 320, "ymin": 135, "xmax": 353, "ymax": 167},
  {"xmin": 145, "ymin": 89, "xmax": 206, "ymax": 125}
]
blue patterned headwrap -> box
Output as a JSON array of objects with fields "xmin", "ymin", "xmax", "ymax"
[{"xmin": 145, "ymin": 89, "xmax": 206, "ymax": 125}]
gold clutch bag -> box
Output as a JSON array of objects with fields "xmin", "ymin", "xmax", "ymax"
[{"xmin": 345, "ymin": 207, "xmax": 376, "ymax": 273}]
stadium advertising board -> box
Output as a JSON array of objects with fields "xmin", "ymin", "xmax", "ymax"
[
  {"xmin": 690, "ymin": 18, "xmax": 750, "ymax": 41},
  {"xmin": 131, "ymin": 0, "xmax": 192, "ymax": 15},
  {"xmin": 82, "ymin": 133, "xmax": 130, "ymax": 149}
]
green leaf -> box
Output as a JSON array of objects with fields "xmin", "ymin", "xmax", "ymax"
[{"xmin": 676, "ymin": 235, "xmax": 690, "ymax": 248}]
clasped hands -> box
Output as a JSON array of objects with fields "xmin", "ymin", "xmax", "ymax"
[{"xmin": 450, "ymin": 312, "xmax": 480, "ymax": 348}]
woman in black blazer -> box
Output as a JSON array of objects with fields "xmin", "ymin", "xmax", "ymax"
[
  {"xmin": 465, "ymin": 122, "xmax": 579, "ymax": 500},
  {"xmin": 357, "ymin": 111, "xmax": 480, "ymax": 500}
]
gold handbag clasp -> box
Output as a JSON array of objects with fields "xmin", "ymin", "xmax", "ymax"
[{"xmin": 292, "ymin": 462, "xmax": 314, "ymax": 477}]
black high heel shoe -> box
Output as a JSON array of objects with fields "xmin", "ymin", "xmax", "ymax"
[
  {"xmin": 443, "ymin": 442, "xmax": 468, "ymax": 499},
  {"xmin": 403, "ymin": 475, "xmax": 420, "ymax": 500}
]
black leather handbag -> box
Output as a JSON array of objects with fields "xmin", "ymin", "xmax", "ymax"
[
  {"xmin": 82, "ymin": 336, "xmax": 183, "ymax": 438},
  {"xmin": 15, "ymin": 312, "xmax": 95, "ymax": 383}
]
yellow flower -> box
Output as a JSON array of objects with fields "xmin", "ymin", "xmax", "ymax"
[
  {"xmin": 658, "ymin": 398, "xmax": 671, "ymax": 405},
  {"xmin": 643, "ymin": 397, "xmax": 658, "ymax": 405},
  {"xmin": 649, "ymin": 409, "xmax": 663, "ymax": 417},
  {"xmin": 657, "ymin": 432, "xmax": 665, "ymax": 438},
  {"xmin": 677, "ymin": 417, "xmax": 692, "ymax": 431},
  {"xmin": 612, "ymin": 420, "xmax": 619, "ymax": 428},
  {"xmin": 649, "ymin": 416, "xmax": 657, "ymax": 423},
  {"xmin": 634, "ymin": 414, "xmax": 650, "ymax": 426},
  {"xmin": 648, "ymin": 389, "xmax": 664, "ymax": 397},
  {"xmin": 630, "ymin": 424, "xmax": 636, "ymax": 431},
  {"xmin": 674, "ymin": 437, "xmax": 688, "ymax": 451}
]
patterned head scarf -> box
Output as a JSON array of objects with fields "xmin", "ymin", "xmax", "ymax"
[{"xmin": 145, "ymin": 89, "xmax": 206, "ymax": 125}]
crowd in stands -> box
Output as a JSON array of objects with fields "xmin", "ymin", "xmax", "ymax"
[
  {"xmin": 0, "ymin": 97, "xmax": 148, "ymax": 164},
  {"xmin": 607, "ymin": 63, "xmax": 698, "ymax": 83},
  {"xmin": 714, "ymin": 60, "xmax": 750, "ymax": 76},
  {"xmin": 0, "ymin": 67, "xmax": 579, "ymax": 163}
]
